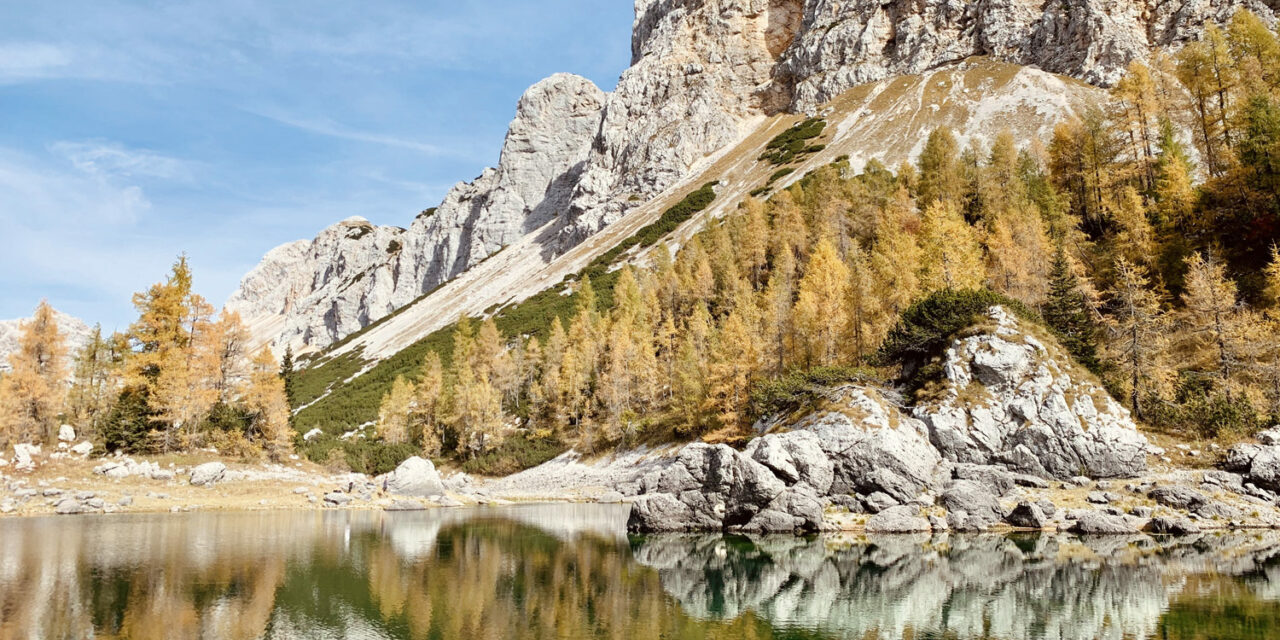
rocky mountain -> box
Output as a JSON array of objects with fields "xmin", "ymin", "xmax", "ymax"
[
  {"xmin": 0, "ymin": 307, "xmax": 93, "ymax": 374},
  {"xmin": 229, "ymin": 0, "xmax": 1278, "ymax": 355}
]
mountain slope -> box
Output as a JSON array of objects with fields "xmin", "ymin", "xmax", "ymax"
[
  {"xmin": 0, "ymin": 308, "xmax": 92, "ymax": 373},
  {"xmin": 230, "ymin": 0, "xmax": 1274, "ymax": 357}
]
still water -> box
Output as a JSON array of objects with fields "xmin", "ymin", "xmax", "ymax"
[{"xmin": 0, "ymin": 504, "xmax": 1278, "ymax": 639}]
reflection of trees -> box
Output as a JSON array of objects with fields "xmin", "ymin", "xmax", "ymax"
[
  {"xmin": 4, "ymin": 509, "xmax": 1278, "ymax": 640},
  {"xmin": 630, "ymin": 532, "xmax": 1280, "ymax": 640}
]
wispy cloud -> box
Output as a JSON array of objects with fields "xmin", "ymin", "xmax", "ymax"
[
  {"xmin": 0, "ymin": 42, "xmax": 72, "ymax": 81},
  {"xmin": 50, "ymin": 141, "xmax": 195, "ymax": 182},
  {"xmin": 246, "ymin": 108, "xmax": 449, "ymax": 155}
]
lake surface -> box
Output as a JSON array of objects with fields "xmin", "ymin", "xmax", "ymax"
[{"xmin": 0, "ymin": 505, "xmax": 1278, "ymax": 639}]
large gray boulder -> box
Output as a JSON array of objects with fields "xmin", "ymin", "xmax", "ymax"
[
  {"xmin": 383, "ymin": 457, "xmax": 445, "ymax": 498},
  {"xmin": 189, "ymin": 462, "xmax": 227, "ymax": 486},
  {"xmin": 630, "ymin": 443, "xmax": 810, "ymax": 533},
  {"xmin": 940, "ymin": 480, "xmax": 1004, "ymax": 531},
  {"xmin": 915, "ymin": 307, "xmax": 1148, "ymax": 479},
  {"xmin": 1222, "ymin": 443, "xmax": 1280, "ymax": 494},
  {"xmin": 744, "ymin": 430, "xmax": 834, "ymax": 494},
  {"xmin": 1006, "ymin": 501, "xmax": 1049, "ymax": 529},
  {"xmin": 793, "ymin": 386, "xmax": 943, "ymax": 503},
  {"xmin": 1069, "ymin": 511, "xmax": 1135, "ymax": 535},
  {"xmin": 866, "ymin": 505, "xmax": 932, "ymax": 533}
]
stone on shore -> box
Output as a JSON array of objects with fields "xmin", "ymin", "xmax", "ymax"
[
  {"xmin": 866, "ymin": 505, "xmax": 932, "ymax": 533},
  {"xmin": 382, "ymin": 457, "xmax": 445, "ymax": 498},
  {"xmin": 190, "ymin": 462, "xmax": 227, "ymax": 486}
]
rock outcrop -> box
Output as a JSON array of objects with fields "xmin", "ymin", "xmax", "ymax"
[
  {"xmin": 629, "ymin": 306, "xmax": 1152, "ymax": 533},
  {"xmin": 915, "ymin": 307, "xmax": 1149, "ymax": 479},
  {"xmin": 231, "ymin": 1, "xmax": 1276, "ymax": 354}
]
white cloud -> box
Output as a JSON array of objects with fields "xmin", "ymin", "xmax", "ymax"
[
  {"xmin": 246, "ymin": 108, "xmax": 449, "ymax": 155},
  {"xmin": 50, "ymin": 141, "xmax": 194, "ymax": 182},
  {"xmin": 0, "ymin": 42, "xmax": 72, "ymax": 81}
]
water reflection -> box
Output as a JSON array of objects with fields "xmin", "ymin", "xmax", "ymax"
[{"xmin": 0, "ymin": 506, "xmax": 1276, "ymax": 639}]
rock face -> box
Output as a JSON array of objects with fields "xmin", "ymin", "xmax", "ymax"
[
  {"xmin": 0, "ymin": 307, "xmax": 93, "ymax": 374},
  {"xmin": 231, "ymin": 1, "xmax": 1274, "ymax": 354},
  {"xmin": 228, "ymin": 74, "xmax": 605, "ymax": 352},
  {"xmin": 629, "ymin": 306, "xmax": 1152, "ymax": 533},
  {"xmin": 382, "ymin": 457, "xmax": 445, "ymax": 498},
  {"xmin": 779, "ymin": 0, "xmax": 1278, "ymax": 112},
  {"xmin": 915, "ymin": 307, "xmax": 1148, "ymax": 479},
  {"xmin": 1222, "ymin": 442, "xmax": 1280, "ymax": 493}
]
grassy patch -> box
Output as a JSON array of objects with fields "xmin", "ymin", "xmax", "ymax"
[{"xmin": 749, "ymin": 366, "xmax": 880, "ymax": 421}]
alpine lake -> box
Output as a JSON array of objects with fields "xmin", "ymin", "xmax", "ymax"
[{"xmin": 1, "ymin": 504, "xmax": 1277, "ymax": 639}]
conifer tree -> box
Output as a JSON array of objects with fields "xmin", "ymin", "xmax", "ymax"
[
  {"xmin": 706, "ymin": 306, "xmax": 758, "ymax": 429},
  {"xmin": 1105, "ymin": 258, "xmax": 1169, "ymax": 419},
  {"xmin": 0, "ymin": 301, "xmax": 69, "ymax": 445},
  {"xmin": 244, "ymin": 347, "xmax": 294, "ymax": 461},
  {"xmin": 918, "ymin": 127, "xmax": 964, "ymax": 208},
  {"xmin": 415, "ymin": 351, "xmax": 445, "ymax": 456},
  {"xmin": 1042, "ymin": 244, "xmax": 1102, "ymax": 371},
  {"xmin": 66, "ymin": 325, "xmax": 123, "ymax": 438},
  {"xmin": 792, "ymin": 238, "xmax": 850, "ymax": 368},
  {"xmin": 1152, "ymin": 119, "xmax": 1197, "ymax": 226},
  {"xmin": 845, "ymin": 244, "xmax": 884, "ymax": 362},
  {"xmin": 1180, "ymin": 252, "xmax": 1247, "ymax": 394},
  {"xmin": 985, "ymin": 207, "xmax": 1051, "ymax": 306},
  {"xmin": 920, "ymin": 200, "xmax": 984, "ymax": 292},
  {"xmin": 376, "ymin": 376, "xmax": 415, "ymax": 445}
]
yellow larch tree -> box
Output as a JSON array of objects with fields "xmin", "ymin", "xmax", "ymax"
[
  {"xmin": 1105, "ymin": 258, "xmax": 1170, "ymax": 419},
  {"xmin": 919, "ymin": 200, "xmax": 985, "ymax": 293},
  {"xmin": 792, "ymin": 237, "xmax": 850, "ymax": 369},
  {"xmin": 244, "ymin": 347, "xmax": 294, "ymax": 461},
  {"xmin": 0, "ymin": 300, "xmax": 69, "ymax": 445},
  {"xmin": 1180, "ymin": 252, "xmax": 1249, "ymax": 395},
  {"xmin": 376, "ymin": 376, "xmax": 415, "ymax": 445}
]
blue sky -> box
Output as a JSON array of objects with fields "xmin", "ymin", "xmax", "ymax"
[{"xmin": 0, "ymin": 1, "xmax": 633, "ymax": 331}]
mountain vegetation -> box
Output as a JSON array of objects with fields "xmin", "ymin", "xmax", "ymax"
[{"xmin": 0, "ymin": 258, "xmax": 294, "ymax": 460}]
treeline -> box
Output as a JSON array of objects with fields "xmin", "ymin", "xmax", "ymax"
[
  {"xmin": 0, "ymin": 258, "xmax": 293, "ymax": 460},
  {"xmin": 370, "ymin": 9, "xmax": 1280, "ymax": 466}
]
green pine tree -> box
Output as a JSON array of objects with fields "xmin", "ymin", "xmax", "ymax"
[{"xmin": 1042, "ymin": 244, "xmax": 1102, "ymax": 372}]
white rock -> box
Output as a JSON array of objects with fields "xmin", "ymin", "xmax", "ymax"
[
  {"xmin": 190, "ymin": 462, "xmax": 227, "ymax": 486},
  {"xmin": 12, "ymin": 444, "xmax": 39, "ymax": 471},
  {"xmin": 70, "ymin": 442, "xmax": 92, "ymax": 456},
  {"xmin": 383, "ymin": 457, "xmax": 445, "ymax": 498},
  {"xmin": 302, "ymin": 428, "xmax": 323, "ymax": 441},
  {"xmin": 58, "ymin": 425, "xmax": 75, "ymax": 442}
]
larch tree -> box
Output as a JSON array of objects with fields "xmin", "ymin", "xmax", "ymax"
[
  {"xmin": 244, "ymin": 347, "xmax": 294, "ymax": 461},
  {"xmin": 706, "ymin": 305, "xmax": 759, "ymax": 430},
  {"xmin": 66, "ymin": 325, "xmax": 124, "ymax": 438},
  {"xmin": 870, "ymin": 212, "xmax": 923, "ymax": 319},
  {"xmin": 845, "ymin": 244, "xmax": 884, "ymax": 362},
  {"xmin": 415, "ymin": 351, "xmax": 445, "ymax": 456},
  {"xmin": 920, "ymin": 200, "xmax": 985, "ymax": 293},
  {"xmin": 985, "ymin": 206, "xmax": 1051, "ymax": 306},
  {"xmin": 448, "ymin": 354, "xmax": 503, "ymax": 459},
  {"xmin": 792, "ymin": 237, "xmax": 851, "ymax": 369},
  {"xmin": 1105, "ymin": 258, "xmax": 1170, "ymax": 419},
  {"xmin": 376, "ymin": 375, "xmax": 415, "ymax": 445},
  {"xmin": 201, "ymin": 309, "xmax": 250, "ymax": 406},
  {"xmin": 1180, "ymin": 252, "xmax": 1248, "ymax": 395},
  {"xmin": 0, "ymin": 300, "xmax": 69, "ymax": 445},
  {"xmin": 917, "ymin": 127, "xmax": 964, "ymax": 208}
]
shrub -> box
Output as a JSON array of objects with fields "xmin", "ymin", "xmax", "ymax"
[
  {"xmin": 877, "ymin": 289, "xmax": 1042, "ymax": 390},
  {"xmin": 100, "ymin": 387, "xmax": 160, "ymax": 454},
  {"xmin": 461, "ymin": 432, "xmax": 566, "ymax": 476},
  {"xmin": 749, "ymin": 366, "xmax": 878, "ymax": 420},
  {"xmin": 759, "ymin": 118, "xmax": 827, "ymax": 165}
]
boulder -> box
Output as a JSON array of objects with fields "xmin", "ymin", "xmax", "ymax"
[
  {"xmin": 54, "ymin": 499, "xmax": 85, "ymax": 515},
  {"xmin": 597, "ymin": 491, "xmax": 625, "ymax": 504},
  {"xmin": 1148, "ymin": 485, "xmax": 1208, "ymax": 511},
  {"xmin": 1221, "ymin": 443, "xmax": 1280, "ymax": 493},
  {"xmin": 70, "ymin": 441, "xmax": 92, "ymax": 456},
  {"xmin": 189, "ymin": 462, "xmax": 227, "ymax": 486},
  {"xmin": 915, "ymin": 307, "xmax": 1148, "ymax": 479},
  {"xmin": 12, "ymin": 444, "xmax": 39, "ymax": 471},
  {"xmin": 794, "ymin": 386, "xmax": 942, "ymax": 502},
  {"xmin": 743, "ymin": 430, "xmax": 834, "ymax": 493},
  {"xmin": 866, "ymin": 505, "xmax": 932, "ymax": 533},
  {"xmin": 735, "ymin": 485, "xmax": 824, "ymax": 533},
  {"xmin": 1006, "ymin": 501, "xmax": 1048, "ymax": 529},
  {"xmin": 940, "ymin": 480, "xmax": 1003, "ymax": 530},
  {"xmin": 1145, "ymin": 516, "xmax": 1201, "ymax": 535},
  {"xmin": 1069, "ymin": 511, "xmax": 1134, "ymax": 535},
  {"xmin": 862, "ymin": 491, "xmax": 899, "ymax": 513},
  {"xmin": 383, "ymin": 457, "xmax": 445, "ymax": 498},
  {"xmin": 1257, "ymin": 428, "xmax": 1280, "ymax": 446},
  {"xmin": 58, "ymin": 425, "xmax": 75, "ymax": 442},
  {"xmin": 630, "ymin": 443, "xmax": 793, "ymax": 532},
  {"xmin": 323, "ymin": 492, "xmax": 353, "ymax": 506},
  {"xmin": 953, "ymin": 463, "xmax": 1017, "ymax": 496}
]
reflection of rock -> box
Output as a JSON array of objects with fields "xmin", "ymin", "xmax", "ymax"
[{"xmin": 630, "ymin": 531, "xmax": 1280, "ymax": 640}]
